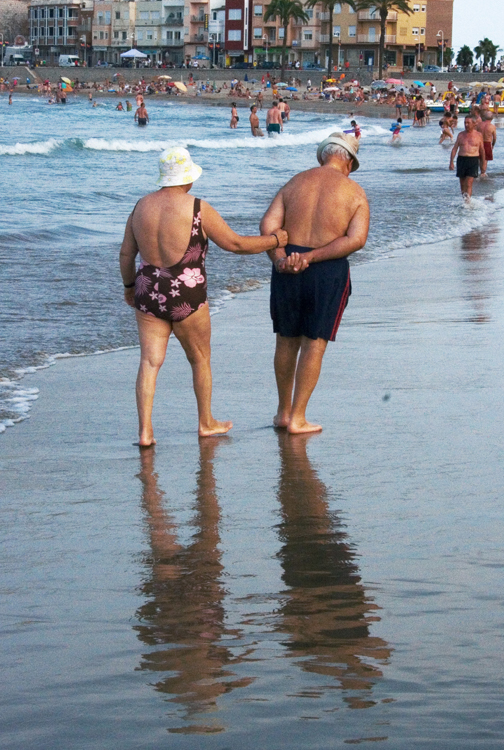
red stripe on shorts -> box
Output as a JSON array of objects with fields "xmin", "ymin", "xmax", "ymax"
[{"xmin": 330, "ymin": 271, "xmax": 350, "ymax": 341}]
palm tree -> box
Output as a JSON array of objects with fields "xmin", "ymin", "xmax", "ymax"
[
  {"xmin": 304, "ymin": 0, "xmax": 337, "ymax": 78},
  {"xmin": 474, "ymin": 38, "xmax": 501, "ymax": 69},
  {"xmin": 263, "ymin": 0, "xmax": 309, "ymax": 82},
  {"xmin": 456, "ymin": 45, "xmax": 473, "ymax": 71},
  {"xmin": 349, "ymin": 0, "xmax": 414, "ymax": 79}
]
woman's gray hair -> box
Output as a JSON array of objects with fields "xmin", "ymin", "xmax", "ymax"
[{"xmin": 320, "ymin": 143, "xmax": 352, "ymax": 164}]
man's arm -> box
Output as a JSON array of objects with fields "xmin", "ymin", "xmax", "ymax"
[
  {"xmin": 303, "ymin": 197, "xmax": 370, "ymax": 265},
  {"xmin": 259, "ymin": 188, "xmax": 304, "ymax": 272},
  {"xmin": 478, "ymin": 136, "xmax": 486, "ymax": 171},
  {"xmin": 119, "ymin": 213, "xmax": 139, "ymax": 307},
  {"xmin": 449, "ymin": 134, "xmax": 461, "ymax": 170}
]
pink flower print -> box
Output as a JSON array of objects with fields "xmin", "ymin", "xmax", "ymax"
[
  {"xmin": 140, "ymin": 304, "xmax": 148, "ymax": 312},
  {"xmin": 193, "ymin": 212, "xmax": 201, "ymax": 226},
  {"xmin": 149, "ymin": 291, "xmax": 158, "ymax": 300},
  {"xmin": 135, "ymin": 274, "xmax": 151, "ymax": 296},
  {"xmin": 169, "ymin": 288, "xmax": 180, "ymax": 298},
  {"xmin": 178, "ymin": 268, "xmax": 205, "ymax": 288},
  {"xmin": 159, "ymin": 305, "xmax": 167, "ymax": 312},
  {"xmin": 182, "ymin": 243, "xmax": 203, "ymax": 264},
  {"xmin": 171, "ymin": 279, "xmax": 181, "ymax": 288},
  {"xmin": 171, "ymin": 302, "xmax": 193, "ymax": 320},
  {"xmin": 157, "ymin": 293, "xmax": 167, "ymax": 304},
  {"xmin": 191, "ymin": 227, "xmax": 199, "ymax": 237}
]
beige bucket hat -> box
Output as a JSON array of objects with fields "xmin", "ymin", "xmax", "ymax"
[
  {"xmin": 157, "ymin": 146, "xmax": 202, "ymax": 187},
  {"xmin": 316, "ymin": 132, "xmax": 360, "ymax": 172}
]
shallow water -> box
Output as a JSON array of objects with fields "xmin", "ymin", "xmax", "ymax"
[{"xmin": 1, "ymin": 95, "xmax": 504, "ymax": 430}]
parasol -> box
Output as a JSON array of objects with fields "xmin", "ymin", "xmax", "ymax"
[
  {"xmin": 173, "ymin": 81, "xmax": 187, "ymax": 93},
  {"xmin": 61, "ymin": 76, "xmax": 72, "ymax": 85}
]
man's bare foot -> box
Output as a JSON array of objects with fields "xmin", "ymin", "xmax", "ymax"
[
  {"xmin": 135, "ymin": 436, "xmax": 157, "ymax": 447},
  {"xmin": 287, "ymin": 419, "xmax": 322, "ymax": 434},
  {"xmin": 273, "ymin": 412, "xmax": 290, "ymax": 428},
  {"xmin": 199, "ymin": 419, "xmax": 233, "ymax": 437}
]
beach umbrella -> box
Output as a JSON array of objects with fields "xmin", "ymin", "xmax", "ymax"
[
  {"xmin": 156, "ymin": 75, "xmax": 172, "ymax": 80},
  {"xmin": 285, "ymin": 86, "xmax": 297, "ymax": 91},
  {"xmin": 371, "ymin": 80, "xmax": 387, "ymax": 88},
  {"xmin": 120, "ymin": 48, "xmax": 147, "ymax": 58},
  {"xmin": 326, "ymin": 78, "xmax": 336, "ymax": 83},
  {"xmin": 468, "ymin": 82, "xmax": 482, "ymax": 87},
  {"xmin": 173, "ymin": 81, "xmax": 187, "ymax": 93},
  {"xmin": 385, "ymin": 78, "xmax": 404, "ymax": 85},
  {"xmin": 413, "ymin": 80, "xmax": 425, "ymax": 87},
  {"xmin": 192, "ymin": 54, "xmax": 210, "ymax": 60},
  {"xmin": 324, "ymin": 86, "xmax": 340, "ymax": 91},
  {"xmin": 61, "ymin": 76, "xmax": 72, "ymax": 85},
  {"xmin": 276, "ymin": 82, "xmax": 288, "ymax": 87},
  {"xmin": 499, "ymin": 77, "xmax": 504, "ymax": 84}
]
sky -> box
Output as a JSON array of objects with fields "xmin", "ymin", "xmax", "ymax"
[{"xmin": 452, "ymin": 0, "xmax": 504, "ymax": 54}]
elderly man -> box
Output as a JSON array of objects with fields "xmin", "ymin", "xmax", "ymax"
[
  {"xmin": 449, "ymin": 115, "xmax": 485, "ymax": 199},
  {"xmin": 260, "ymin": 133, "xmax": 369, "ymax": 434}
]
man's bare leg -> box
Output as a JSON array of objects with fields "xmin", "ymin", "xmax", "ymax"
[
  {"xmin": 135, "ymin": 310, "xmax": 171, "ymax": 446},
  {"xmin": 174, "ymin": 303, "xmax": 232, "ymax": 437},
  {"xmin": 273, "ymin": 334, "xmax": 301, "ymax": 427},
  {"xmin": 288, "ymin": 336, "xmax": 328, "ymax": 434},
  {"xmin": 460, "ymin": 176, "xmax": 474, "ymax": 199}
]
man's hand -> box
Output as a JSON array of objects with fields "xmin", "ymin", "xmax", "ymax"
[
  {"xmin": 449, "ymin": 161, "xmax": 455, "ymax": 171},
  {"xmin": 124, "ymin": 287, "xmax": 136, "ymax": 307},
  {"xmin": 277, "ymin": 252, "xmax": 309, "ymax": 274}
]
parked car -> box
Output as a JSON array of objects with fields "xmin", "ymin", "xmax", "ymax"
[
  {"xmin": 59, "ymin": 55, "xmax": 80, "ymax": 67},
  {"xmin": 303, "ymin": 63, "xmax": 326, "ymax": 71},
  {"xmin": 423, "ymin": 65, "xmax": 441, "ymax": 72},
  {"xmin": 230, "ymin": 62, "xmax": 253, "ymax": 69}
]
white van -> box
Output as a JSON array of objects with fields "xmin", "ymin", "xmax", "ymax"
[{"xmin": 58, "ymin": 55, "xmax": 80, "ymax": 67}]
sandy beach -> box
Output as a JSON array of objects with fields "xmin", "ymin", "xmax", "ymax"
[{"xmin": 3, "ymin": 203, "xmax": 504, "ymax": 747}]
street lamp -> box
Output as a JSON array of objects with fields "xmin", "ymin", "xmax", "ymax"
[
  {"xmin": 263, "ymin": 33, "xmax": 268, "ymax": 63},
  {"xmin": 0, "ymin": 34, "xmax": 4, "ymax": 69},
  {"xmin": 335, "ymin": 30, "xmax": 340, "ymax": 70},
  {"xmin": 437, "ymin": 29, "xmax": 444, "ymax": 71},
  {"xmin": 210, "ymin": 32, "xmax": 217, "ymax": 67},
  {"xmin": 80, "ymin": 35, "xmax": 86, "ymax": 66}
]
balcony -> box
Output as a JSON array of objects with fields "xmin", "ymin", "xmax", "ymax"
[
  {"xmin": 166, "ymin": 37, "xmax": 184, "ymax": 45},
  {"xmin": 191, "ymin": 14, "xmax": 205, "ymax": 22},
  {"xmin": 357, "ymin": 34, "xmax": 379, "ymax": 43},
  {"xmin": 385, "ymin": 34, "xmax": 396, "ymax": 43},
  {"xmin": 319, "ymin": 12, "xmax": 331, "ymax": 20},
  {"xmin": 190, "ymin": 33, "xmax": 207, "ymax": 42},
  {"xmin": 165, "ymin": 16, "xmax": 183, "ymax": 25},
  {"xmin": 358, "ymin": 10, "xmax": 396, "ymax": 21},
  {"xmin": 300, "ymin": 37, "xmax": 318, "ymax": 48},
  {"xmin": 319, "ymin": 33, "xmax": 330, "ymax": 43}
]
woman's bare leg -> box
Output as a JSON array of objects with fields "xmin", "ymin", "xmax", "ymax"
[
  {"xmin": 135, "ymin": 310, "xmax": 172, "ymax": 446},
  {"xmin": 173, "ymin": 304, "xmax": 232, "ymax": 437}
]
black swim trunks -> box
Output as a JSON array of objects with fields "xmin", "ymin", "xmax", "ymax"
[
  {"xmin": 138, "ymin": 117, "xmax": 147, "ymax": 126},
  {"xmin": 267, "ymin": 123, "xmax": 281, "ymax": 134},
  {"xmin": 270, "ymin": 244, "xmax": 351, "ymax": 342},
  {"xmin": 456, "ymin": 155, "xmax": 479, "ymax": 179},
  {"xmin": 135, "ymin": 198, "xmax": 208, "ymax": 322}
]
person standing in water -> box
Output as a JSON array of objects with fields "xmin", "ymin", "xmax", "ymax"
[
  {"xmin": 249, "ymin": 105, "xmax": 264, "ymax": 137},
  {"xmin": 449, "ymin": 115, "xmax": 485, "ymax": 200},
  {"xmin": 230, "ymin": 102, "xmax": 238, "ymax": 128},
  {"xmin": 135, "ymin": 102, "xmax": 149, "ymax": 126}
]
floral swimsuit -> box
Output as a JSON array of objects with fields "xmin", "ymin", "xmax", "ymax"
[{"xmin": 135, "ymin": 198, "xmax": 208, "ymax": 322}]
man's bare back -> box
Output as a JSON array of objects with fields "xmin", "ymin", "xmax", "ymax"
[
  {"xmin": 269, "ymin": 166, "xmax": 368, "ymax": 253},
  {"xmin": 479, "ymin": 119, "xmax": 497, "ymax": 144}
]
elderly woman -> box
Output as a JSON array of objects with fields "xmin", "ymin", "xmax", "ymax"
[{"xmin": 120, "ymin": 147, "xmax": 287, "ymax": 445}]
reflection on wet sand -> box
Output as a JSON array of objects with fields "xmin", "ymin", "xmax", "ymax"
[
  {"xmin": 459, "ymin": 226, "xmax": 499, "ymax": 324},
  {"xmin": 274, "ymin": 432, "xmax": 391, "ymax": 709},
  {"xmin": 134, "ymin": 443, "xmax": 249, "ymax": 734}
]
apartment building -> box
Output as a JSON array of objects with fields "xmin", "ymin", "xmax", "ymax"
[
  {"xmin": 28, "ymin": 0, "xmax": 83, "ymax": 64},
  {"xmin": 208, "ymin": 4, "xmax": 225, "ymax": 66},
  {"xmin": 184, "ymin": 0, "xmax": 210, "ymax": 63},
  {"xmin": 223, "ymin": 0, "xmax": 251, "ymax": 64},
  {"xmin": 163, "ymin": 0, "xmax": 185, "ymax": 65}
]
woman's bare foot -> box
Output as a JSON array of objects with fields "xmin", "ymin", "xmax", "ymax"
[
  {"xmin": 287, "ymin": 419, "xmax": 322, "ymax": 434},
  {"xmin": 199, "ymin": 419, "xmax": 233, "ymax": 437},
  {"xmin": 273, "ymin": 412, "xmax": 290, "ymax": 428},
  {"xmin": 135, "ymin": 436, "xmax": 157, "ymax": 447}
]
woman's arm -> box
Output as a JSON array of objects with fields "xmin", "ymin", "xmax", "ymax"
[
  {"xmin": 201, "ymin": 200, "xmax": 287, "ymax": 254},
  {"xmin": 119, "ymin": 213, "xmax": 139, "ymax": 307}
]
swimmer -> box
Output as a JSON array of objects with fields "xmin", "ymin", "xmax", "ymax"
[
  {"xmin": 126, "ymin": 100, "xmax": 132, "ymax": 112},
  {"xmin": 391, "ymin": 118, "xmax": 403, "ymax": 143},
  {"xmin": 230, "ymin": 102, "xmax": 238, "ymax": 128},
  {"xmin": 116, "ymin": 102, "xmax": 124, "ymax": 111},
  {"xmin": 266, "ymin": 101, "xmax": 283, "ymax": 135},
  {"xmin": 349, "ymin": 120, "xmax": 361, "ymax": 139},
  {"xmin": 135, "ymin": 102, "xmax": 149, "ymax": 126},
  {"xmin": 136, "ymin": 93, "xmax": 144, "ymax": 107},
  {"xmin": 88, "ymin": 92, "xmax": 93, "ymax": 102},
  {"xmin": 8, "ymin": 94, "xmax": 12, "ymax": 105},
  {"xmin": 439, "ymin": 113, "xmax": 454, "ymax": 144},
  {"xmin": 249, "ymin": 104, "xmax": 264, "ymax": 137}
]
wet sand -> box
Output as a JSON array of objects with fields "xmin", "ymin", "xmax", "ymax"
[{"xmin": 2, "ymin": 213, "xmax": 504, "ymax": 747}]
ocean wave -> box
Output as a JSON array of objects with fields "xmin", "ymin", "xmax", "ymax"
[{"xmin": 0, "ymin": 138, "xmax": 62, "ymax": 156}]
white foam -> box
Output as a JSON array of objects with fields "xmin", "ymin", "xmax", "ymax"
[{"xmin": 0, "ymin": 138, "xmax": 61, "ymax": 156}]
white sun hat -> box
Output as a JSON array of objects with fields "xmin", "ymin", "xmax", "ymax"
[{"xmin": 157, "ymin": 147, "xmax": 202, "ymax": 187}]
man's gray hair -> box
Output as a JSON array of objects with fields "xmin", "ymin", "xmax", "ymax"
[{"xmin": 320, "ymin": 143, "xmax": 352, "ymax": 165}]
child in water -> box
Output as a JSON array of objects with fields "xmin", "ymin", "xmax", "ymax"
[{"xmin": 391, "ymin": 118, "xmax": 403, "ymax": 143}]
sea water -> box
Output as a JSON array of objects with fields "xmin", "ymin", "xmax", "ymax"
[{"xmin": 1, "ymin": 96, "xmax": 503, "ymax": 430}]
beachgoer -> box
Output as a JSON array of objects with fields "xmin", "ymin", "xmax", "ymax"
[
  {"xmin": 249, "ymin": 105, "xmax": 264, "ymax": 137},
  {"xmin": 88, "ymin": 92, "xmax": 93, "ymax": 102},
  {"xmin": 135, "ymin": 102, "xmax": 149, "ymax": 126},
  {"xmin": 230, "ymin": 102, "xmax": 238, "ymax": 129},
  {"xmin": 256, "ymin": 90, "xmax": 263, "ymax": 109},
  {"xmin": 8, "ymin": 94, "xmax": 12, "ymax": 105},
  {"xmin": 278, "ymin": 98, "xmax": 287, "ymax": 123},
  {"xmin": 478, "ymin": 111, "xmax": 497, "ymax": 177},
  {"xmin": 391, "ymin": 118, "xmax": 403, "ymax": 143},
  {"xmin": 136, "ymin": 93, "xmax": 144, "ymax": 107},
  {"xmin": 439, "ymin": 113, "xmax": 454, "ymax": 144},
  {"xmin": 259, "ymin": 133, "xmax": 369, "ymax": 433},
  {"xmin": 116, "ymin": 102, "xmax": 124, "ymax": 111},
  {"xmin": 266, "ymin": 101, "xmax": 283, "ymax": 135},
  {"xmin": 449, "ymin": 115, "xmax": 485, "ymax": 199},
  {"xmin": 350, "ymin": 119, "xmax": 361, "ymax": 139},
  {"xmin": 126, "ymin": 100, "xmax": 132, "ymax": 112},
  {"xmin": 119, "ymin": 147, "xmax": 288, "ymax": 443},
  {"xmin": 493, "ymin": 89, "xmax": 502, "ymax": 115}
]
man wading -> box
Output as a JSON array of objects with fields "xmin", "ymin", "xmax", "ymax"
[{"xmin": 260, "ymin": 133, "xmax": 369, "ymax": 434}]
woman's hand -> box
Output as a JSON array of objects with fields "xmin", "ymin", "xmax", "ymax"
[
  {"xmin": 272, "ymin": 228, "xmax": 288, "ymax": 248},
  {"xmin": 124, "ymin": 287, "xmax": 136, "ymax": 307}
]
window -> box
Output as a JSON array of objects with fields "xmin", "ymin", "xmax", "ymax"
[
  {"xmin": 124, "ymin": 12, "xmax": 129, "ymax": 20},
  {"xmin": 48, "ymin": 26, "xmax": 54, "ymax": 36},
  {"xmin": 40, "ymin": 9, "xmax": 44, "ymax": 19},
  {"xmin": 122, "ymin": 31, "xmax": 127, "ymax": 40},
  {"xmin": 167, "ymin": 30, "xmax": 173, "ymax": 39},
  {"xmin": 334, "ymin": 3, "xmax": 341, "ymax": 12},
  {"xmin": 99, "ymin": 31, "xmax": 104, "ymax": 39},
  {"xmin": 348, "ymin": 5, "xmax": 355, "ymax": 13},
  {"xmin": 58, "ymin": 27, "xmax": 63, "ymax": 36},
  {"xmin": 420, "ymin": 27, "xmax": 425, "ymax": 35},
  {"xmin": 279, "ymin": 27, "xmax": 284, "ymax": 38},
  {"xmin": 421, "ymin": 4, "xmax": 426, "ymax": 10},
  {"xmin": 105, "ymin": 11, "xmax": 111, "ymax": 24},
  {"xmin": 49, "ymin": 8, "xmax": 54, "ymax": 18},
  {"xmin": 137, "ymin": 31, "xmax": 143, "ymax": 40},
  {"xmin": 333, "ymin": 25, "xmax": 340, "ymax": 37},
  {"xmin": 228, "ymin": 29, "xmax": 242, "ymax": 40},
  {"xmin": 303, "ymin": 31, "xmax": 312, "ymax": 40},
  {"xmin": 114, "ymin": 30, "xmax": 119, "ymax": 38},
  {"xmin": 253, "ymin": 27, "xmax": 262, "ymax": 37},
  {"xmin": 140, "ymin": 11, "xmax": 149, "ymax": 20},
  {"xmin": 97, "ymin": 12, "xmax": 103, "ymax": 25},
  {"xmin": 348, "ymin": 25, "xmax": 356, "ymax": 36},
  {"xmin": 413, "ymin": 4, "xmax": 420, "ymax": 10},
  {"xmin": 68, "ymin": 8, "xmax": 78, "ymax": 18},
  {"xmin": 268, "ymin": 28, "xmax": 276, "ymax": 41},
  {"xmin": 306, "ymin": 8, "xmax": 313, "ymax": 18},
  {"xmin": 33, "ymin": 28, "xmax": 38, "ymax": 36},
  {"xmin": 151, "ymin": 11, "xmax": 160, "ymax": 19},
  {"xmin": 115, "ymin": 11, "xmax": 120, "ymax": 20},
  {"xmin": 175, "ymin": 31, "xmax": 181, "ymax": 40},
  {"xmin": 68, "ymin": 27, "xmax": 75, "ymax": 36},
  {"xmin": 33, "ymin": 9, "xmax": 38, "ymax": 19},
  {"xmin": 229, "ymin": 9, "xmax": 242, "ymax": 20},
  {"xmin": 58, "ymin": 8, "xmax": 64, "ymax": 18},
  {"xmin": 412, "ymin": 27, "xmax": 419, "ymax": 35},
  {"xmin": 254, "ymin": 5, "xmax": 262, "ymax": 15},
  {"xmin": 147, "ymin": 30, "xmax": 153, "ymax": 40}
]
